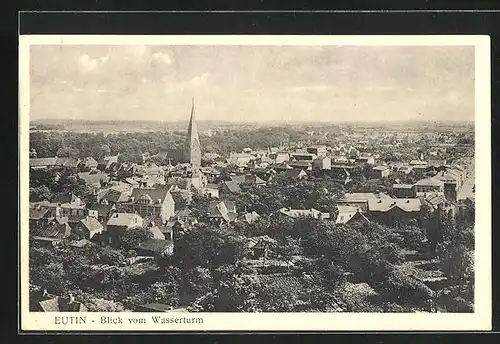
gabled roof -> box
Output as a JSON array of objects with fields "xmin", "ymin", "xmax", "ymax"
[
  {"xmin": 288, "ymin": 161, "xmax": 312, "ymax": 168},
  {"xmin": 136, "ymin": 239, "xmax": 173, "ymax": 253},
  {"xmin": 129, "ymin": 188, "xmax": 170, "ymax": 204},
  {"xmin": 223, "ymin": 181, "xmax": 241, "ymax": 193},
  {"xmin": 39, "ymin": 296, "xmax": 88, "ymax": 312},
  {"xmin": 106, "ymin": 213, "xmax": 142, "ymax": 227},
  {"xmin": 207, "ymin": 201, "xmax": 231, "ymax": 222},
  {"xmin": 415, "ymin": 177, "xmax": 444, "ymax": 187},
  {"xmin": 393, "ymin": 184, "xmax": 414, "ymax": 189},
  {"xmin": 30, "ymin": 157, "xmax": 57, "ymax": 167},
  {"xmin": 424, "ymin": 192, "xmax": 446, "ymax": 207},
  {"xmin": 372, "ymin": 165, "xmax": 390, "ymax": 171},
  {"xmin": 279, "ymin": 207, "xmax": 327, "ymax": 219},
  {"xmin": 29, "ymin": 207, "xmax": 50, "ymax": 220},
  {"xmin": 284, "ymin": 168, "xmax": 307, "ymax": 179},
  {"xmin": 240, "ymin": 211, "xmax": 260, "ymax": 224},
  {"xmin": 101, "ymin": 189, "xmax": 129, "ymax": 203},
  {"xmin": 79, "ymin": 216, "xmax": 103, "ymax": 232},
  {"xmin": 393, "ymin": 199, "xmax": 422, "ymax": 212}
]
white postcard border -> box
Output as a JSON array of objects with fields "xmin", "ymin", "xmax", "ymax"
[{"xmin": 19, "ymin": 34, "xmax": 491, "ymax": 331}]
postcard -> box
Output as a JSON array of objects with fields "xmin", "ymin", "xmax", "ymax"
[{"xmin": 19, "ymin": 34, "xmax": 491, "ymax": 331}]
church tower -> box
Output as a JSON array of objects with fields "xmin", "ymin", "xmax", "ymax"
[{"xmin": 184, "ymin": 98, "xmax": 202, "ymax": 170}]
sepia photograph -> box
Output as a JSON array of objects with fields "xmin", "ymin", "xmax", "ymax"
[{"xmin": 19, "ymin": 35, "xmax": 491, "ymax": 331}]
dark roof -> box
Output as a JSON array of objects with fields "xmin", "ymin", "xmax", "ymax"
[
  {"xmin": 136, "ymin": 239, "xmax": 173, "ymax": 253},
  {"xmin": 223, "ymin": 181, "xmax": 241, "ymax": 193},
  {"xmin": 258, "ymin": 273, "xmax": 304, "ymax": 293},
  {"xmin": 130, "ymin": 188, "xmax": 169, "ymax": 203},
  {"xmin": 284, "ymin": 169, "xmax": 307, "ymax": 179},
  {"xmin": 39, "ymin": 296, "xmax": 87, "ymax": 312},
  {"xmin": 170, "ymin": 189, "xmax": 192, "ymax": 205},
  {"xmin": 30, "ymin": 157, "xmax": 57, "ymax": 167},
  {"xmin": 35, "ymin": 223, "xmax": 71, "ymax": 239},
  {"xmin": 289, "ymin": 161, "xmax": 312, "ymax": 168},
  {"xmin": 230, "ymin": 175, "xmax": 246, "ymax": 184},
  {"xmin": 101, "ymin": 189, "xmax": 128, "ymax": 203},
  {"xmin": 29, "ymin": 207, "xmax": 49, "ymax": 220}
]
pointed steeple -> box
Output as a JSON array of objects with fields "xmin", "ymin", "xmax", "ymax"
[{"xmin": 184, "ymin": 98, "xmax": 202, "ymax": 170}]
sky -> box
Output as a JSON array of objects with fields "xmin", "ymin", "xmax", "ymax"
[{"xmin": 29, "ymin": 44, "xmax": 475, "ymax": 122}]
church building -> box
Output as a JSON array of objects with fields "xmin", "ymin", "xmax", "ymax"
[{"xmin": 184, "ymin": 98, "xmax": 202, "ymax": 171}]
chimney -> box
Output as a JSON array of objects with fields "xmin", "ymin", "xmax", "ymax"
[
  {"xmin": 42, "ymin": 288, "xmax": 48, "ymax": 297},
  {"xmin": 158, "ymin": 199, "xmax": 162, "ymax": 204},
  {"xmin": 68, "ymin": 293, "xmax": 75, "ymax": 304}
]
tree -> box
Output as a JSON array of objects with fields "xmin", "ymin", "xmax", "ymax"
[
  {"xmin": 113, "ymin": 227, "xmax": 153, "ymax": 251},
  {"xmin": 185, "ymin": 266, "xmax": 214, "ymax": 299},
  {"xmin": 100, "ymin": 246, "xmax": 126, "ymax": 266},
  {"xmin": 30, "ymin": 185, "xmax": 53, "ymax": 202}
]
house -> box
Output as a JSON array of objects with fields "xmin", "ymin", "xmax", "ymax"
[
  {"xmin": 30, "ymin": 157, "xmax": 58, "ymax": 169},
  {"xmin": 335, "ymin": 205, "xmax": 370, "ymax": 225},
  {"xmin": 31, "ymin": 217, "xmax": 72, "ymax": 240},
  {"xmin": 393, "ymin": 184, "xmax": 416, "ymax": 198},
  {"xmin": 434, "ymin": 170, "xmax": 461, "ymax": 202},
  {"xmin": 73, "ymin": 216, "xmax": 104, "ymax": 240},
  {"xmin": 398, "ymin": 165, "xmax": 413, "ymax": 174},
  {"xmin": 337, "ymin": 193, "xmax": 392, "ymax": 212},
  {"xmin": 237, "ymin": 211, "xmax": 261, "ymax": 224},
  {"xmin": 268, "ymin": 151, "xmax": 290, "ymax": 163},
  {"xmin": 35, "ymin": 292, "xmax": 87, "ymax": 312},
  {"xmin": 422, "ymin": 192, "xmax": 447, "ymax": 211},
  {"xmin": 206, "ymin": 200, "xmax": 237, "ymax": 224},
  {"xmin": 279, "ymin": 207, "xmax": 330, "ymax": 220},
  {"xmin": 291, "ymin": 153, "xmax": 317, "ymax": 162},
  {"xmin": 136, "ymin": 239, "xmax": 174, "ymax": 257},
  {"xmin": 143, "ymin": 214, "xmax": 167, "ymax": 240},
  {"xmin": 370, "ymin": 165, "xmax": 391, "ymax": 179},
  {"xmin": 29, "ymin": 202, "xmax": 60, "ymax": 228},
  {"xmin": 59, "ymin": 194, "xmax": 86, "ymax": 218},
  {"xmin": 204, "ymin": 183, "xmax": 220, "ymax": 198},
  {"xmin": 269, "ymin": 162, "xmax": 293, "ymax": 172},
  {"xmin": 306, "ymin": 145, "xmax": 327, "ymax": 157},
  {"xmin": 313, "ymin": 157, "xmax": 332, "ymax": 170},
  {"xmin": 220, "ymin": 180, "xmax": 242, "ymax": 194},
  {"xmin": 227, "ymin": 153, "xmax": 253, "ymax": 166},
  {"xmin": 89, "ymin": 203, "xmax": 116, "ymax": 223},
  {"xmin": 330, "ymin": 167, "xmax": 352, "ymax": 185},
  {"xmin": 98, "ymin": 188, "xmax": 130, "ymax": 205},
  {"xmin": 97, "ymin": 155, "xmax": 119, "ymax": 172},
  {"xmin": 106, "ymin": 213, "xmax": 144, "ymax": 243},
  {"xmin": 122, "ymin": 186, "xmax": 175, "ymax": 223},
  {"xmin": 284, "ymin": 168, "xmax": 308, "ymax": 180},
  {"xmin": 246, "ymin": 235, "xmax": 277, "ymax": 259},
  {"xmin": 30, "ymin": 157, "xmax": 81, "ymax": 170},
  {"xmin": 79, "ymin": 157, "xmax": 98, "ymax": 171},
  {"xmin": 78, "ymin": 171, "xmax": 109, "ymax": 189},
  {"xmin": 355, "ymin": 156, "xmax": 375, "ymax": 165},
  {"xmin": 243, "ymin": 174, "xmax": 267, "ymax": 185},
  {"xmin": 368, "ymin": 198, "xmax": 422, "ymax": 226},
  {"xmin": 414, "ymin": 178, "xmax": 444, "ymax": 196}
]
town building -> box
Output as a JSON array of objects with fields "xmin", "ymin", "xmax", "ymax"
[
  {"xmin": 183, "ymin": 99, "xmax": 202, "ymax": 171},
  {"xmin": 122, "ymin": 186, "xmax": 175, "ymax": 224}
]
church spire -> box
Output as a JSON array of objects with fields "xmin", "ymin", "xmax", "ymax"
[{"xmin": 184, "ymin": 98, "xmax": 201, "ymax": 170}]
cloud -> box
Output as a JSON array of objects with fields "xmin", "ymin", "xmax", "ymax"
[
  {"xmin": 78, "ymin": 54, "xmax": 109, "ymax": 72},
  {"xmin": 150, "ymin": 52, "xmax": 172, "ymax": 65},
  {"xmin": 166, "ymin": 72, "xmax": 212, "ymax": 92}
]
